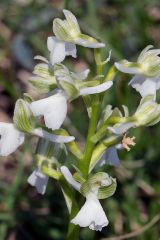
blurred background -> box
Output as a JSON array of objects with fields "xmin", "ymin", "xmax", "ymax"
[{"xmin": 0, "ymin": 0, "xmax": 160, "ymax": 239}]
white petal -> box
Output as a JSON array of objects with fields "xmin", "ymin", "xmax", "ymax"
[
  {"xmin": 71, "ymin": 193, "xmax": 108, "ymax": 231},
  {"xmin": 129, "ymin": 75, "xmax": 157, "ymax": 98},
  {"xmin": 100, "ymin": 147, "xmax": 120, "ymax": 167},
  {"xmin": 47, "ymin": 36, "xmax": 57, "ymax": 51},
  {"xmin": 30, "ymin": 93, "xmax": 67, "ymax": 130},
  {"xmin": 74, "ymin": 38, "xmax": 105, "ymax": 48},
  {"xmin": 27, "ymin": 167, "xmax": 49, "ymax": 195},
  {"xmin": 74, "ymin": 69, "xmax": 90, "ymax": 80},
  {"xmin": 0, "ymin": 123, "xmax": 25, "ymax": 156},
  {"xmin": 115, "ymin": 62, "xmax": 139, "ymax": 74},
  {"xmin": 108, "ymin": 122, "xmax": 135, "ymax": 135},
  {"xmin": 80, "ymin": 81, "xmax": 113, "ymax": 96},
  {"xmin": 60, "ymin": 166, "xmax": 81, "ymax": 191},
  {"xmin": 65, "ymin": 42, "xmax": 77, "ymax": 58},
  {"xmin": 33, "ymin": 128, "xmax": 75, "ymax": 143},
  {"xmin": 47, "ymin": 37, "xmax": 66, "ymax": 65}
]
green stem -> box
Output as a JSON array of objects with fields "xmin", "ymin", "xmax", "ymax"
[
  {"xmin": 59, "ymin": 177, "xmax": 80, "ymax": 240},
  {"xmin": 80, "ymin": 96, "xmax": 101, "ymax": 177},
  {"xmin": 66, "ymin": 201, "xmax": 80, "ymax": 240}
]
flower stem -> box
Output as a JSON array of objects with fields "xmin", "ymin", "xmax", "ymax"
[
  {"xmin": 80, "ymin": 96, "xmax": 101, "ymax": 177},
  {"xmin": 66, "ymin": 202, "xmax": 80, "ymax": 240}
]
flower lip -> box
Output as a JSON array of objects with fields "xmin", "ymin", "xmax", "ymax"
[
  {"xmin": 71, "ymin": 192, "xmax": 109, "ymax": 231},
  {"xmin": 0, "ymin": 122, "xmax": 25, "ymax": 156},
  {"xmin": 30, "ymin": 92, "xmax": 68, "ymax": 130}
]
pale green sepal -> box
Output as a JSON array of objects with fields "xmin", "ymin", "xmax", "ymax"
[
  {"xmin": 80, "ymin": 172, "xmax": 117, "ymax": 199},
  {"xmin": 53, "ymin": 18, "xmax": 79, "ymax": 42},
  {"xmin": 13, "ymin": 99, "xmax": 35, "ymax": 133},
  {"xmin": 29, "ymin": 63, "xmax": 57, "ymax": 93},
  {"xmin": 41, "ymin": 164, "xmax": 61, "ymax": 180},
  {"xmin": 33, "ymin": 63, "xmax": 54, "ymax": 78},
  {"xmin": 54, "ymin": 64, "xmax": 80, "ymax": 100},
  {"xmin": 134, "ymin": 95, "xmax": 160, "ymax": 126},
  {"xmin": 98, "ymin": 178, "xmax": 117, "ymax": 199},
  {"xmin": 58, "ymin": 80, "xmax": 79, "ymax": 101},
  {"xmin": 35, "ymin": 154, "xmax": 61, "ymax": 180},
  {"xmin": 29, "ymin": 76, "xmax": 57, "ymax": 93}
]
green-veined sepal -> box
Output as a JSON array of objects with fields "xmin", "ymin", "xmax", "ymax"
[
  {"xmin": 29, "ymin": 63, "xmax": 57, "ymax": 93},
  {"xmin": 13, "ymin": 99, "xmax": 35, "ymax": 133},
  {"xmin": 80, "ymin": 172, "xmax": 117, "ymax": 199}
]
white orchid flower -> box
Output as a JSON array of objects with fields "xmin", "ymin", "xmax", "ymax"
[
  {"xmin": 0, "ymin": 123, "xmax": 25, "ymax": 156},
  {"xmin": 27, "ymin": 167, "xmax": 49, "ymax": 195},
  {"xmin": 60, "ymin": 166, "xmax": 109, "ymax": 231},
  {"xmin": 30, "ymin": 92, "xmax": 67, "ymax": 131},
  {"xmin": 115, "ymin": 45, "xmax": 160, "ymax": 98},
  {"xmin": 0, "ymin": 120, "xmax": 74, "ymax": 157},
  {"xmin": 53, "ymin": 10, "xmax": 105, "ymax": 48},
  {"xmin": 48, "ymin": 10, "xmax": 105, "ymax": 65}
]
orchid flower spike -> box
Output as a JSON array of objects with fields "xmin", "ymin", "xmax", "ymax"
[
  {"xmin": 28, "ymin": 167, "xmax": 49, "ymax": 195},
  {"xmin": 0, "ymin": 122, "xmax": 25, "ymax": 156},
  {"xmin": 115, "ymin": 45, "xmax": 160, "ymax": 98},
  {"xmin": 60, "ymin": 166, "xmax": 112, "ymax": 231},
  {"xmin": 48, "ymin": 10, "xmax": 105, "ymax": 65}
]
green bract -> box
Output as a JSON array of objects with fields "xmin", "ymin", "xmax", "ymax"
[{"xmin": 13, "ymin": 99, "xmax": 35, "ymax": 133}]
